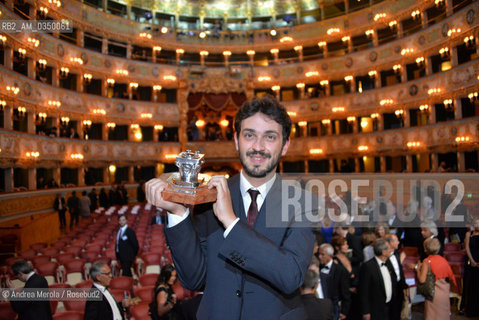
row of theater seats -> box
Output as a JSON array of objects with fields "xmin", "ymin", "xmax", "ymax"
[
  {"xmin": 0, "ymin": 203, "xmax": 193, "ymax": 319},
  {"xmin": 401, "ymin": 242, "xmax": 466, "ymax": 297}
]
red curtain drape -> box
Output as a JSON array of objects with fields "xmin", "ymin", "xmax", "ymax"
[{"xmin": 187, "ymin": 92, "xmax": 246, "ymax": 110}]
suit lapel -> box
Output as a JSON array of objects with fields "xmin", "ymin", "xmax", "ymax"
[
  {"xmin": 229, "ymin": 175, "xmax": 246, "ymax": 223},
  {"xmin": 372, "ymin": 260, "xmax": 387, "ymax": 298},
  {"xmin": 254, "ymin": 174, "xmax": 282, "ymax": 230}
]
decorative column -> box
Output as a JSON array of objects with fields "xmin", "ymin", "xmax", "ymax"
[
  {"xmin": 27, "ymin": 58, "xmax": 35, "ymax": 79},
  {"xmin": 247, "ymin": 50, "xmax": 255, "ymax": 66},
  {"xmin": 4, "ymin": 168, "xmax": 13, "ymax": 193},
  {"xmin": 4, "ymin": 47, "xmax": 13, "ymax": 69},
  {"xmin": 329, "ymin": 159, "xmax": 335, "ymax": 173},
  {"xmin": 294, "ymin": 45, "xmax": 303, "ymax": 62},
  {"xmin": 421, "ymin": 10, "xmax": 428, "ymax": 29},
  {"xmin": 78, "ymin": 166, "xmax": 85, "ymax": 186},
  {"xmin": 53, "ymin": 167, "xmax": 61, "ymax": 186},
  {"xmin": 177, "ymin": 80, "xmax": 189, "ymax": 150},
  {"xmin": 77, "ymin": 30, "xmax": 84, "ymax": 47},
  {"xmin": 380, "ymin": 156, "xmax": 386, "ymax": 173},
  {"xmin": 101, "ymin": 38, "xmax": 108, "ymax": 55},
  {"xmin": 406, "ymin": 155, "xmax": 413, "ymax": 172},
  {"xmin": 451, "ymin": 45, "xmax": 459, "ymax": 67},
  {"xmin": 354, "ymin": 158, "xmax": 360, "ymax": 173},
  {"xmin": 103, "ymin": 167, "xmax": 110, "ymax": 185},
  {"xmin": 27, "ymin": 111, "xmax": 35, "ymax": 134},
  {"xmin": 270, "ymin": 49, "xmax": 279, "ymax": 65},
  {"xmin": 52, "ymin": 66, "xmax": 59, "ymax": 87},
  {"xmin": 429, "ymin": 105, "xmax": 436, "ymax": 124},
  {"xmin": 430, "ymin": 153, "xmax": 438, "ymax": 172},
  {"xmin": 457, "ymin": 152, "xmax": 465, "ymax": 172},
  {"xmin": 126, "ymin": 44, "xmax": 132, "ymax": 60},
  {"xmin": 28, "ymin": 168, "xmax": 36, "ymax": 190},
  {"xmin": 3, "ymin": 105, "xmax": 13, "ymax": 130},
  {"xmin": 454, "ymin": 98, "xmax": 462, "ymax": 120},
  {"xmin": 445, "ymin": 0, "xmax": 453, "ymax": 16},
  {"xmin": 424, "ymin": 57, "xmax": 433, "ymax": 76},
  {"xmin": 76, "ymin": 74, "xmax": 83, "ymax": 92}
]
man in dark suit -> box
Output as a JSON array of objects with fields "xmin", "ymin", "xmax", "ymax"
[
  {"xmin": 150, "ymin": 208, "xmax": 165, "ymax": 225},
  {"xmin": 84, "ymin": 261, "xmax": 128, "ymax": 319},
  {"xmin": 115, "ymin": 214, "xmax": 139, "ymax": 277},
  {"xmin": 385, "ymin": 234, "xmax": 408, "ymax": 320},
  {"xmin": 300, "ymin": 269, "xmax": 334, "ymax": 320},
  {"xmin": 359, "ymin": 239, "xmax": 397, "ymax": 320},
  {"xmin": 317, "ymin": 243, "xmax": 351, "ymax": 320},
  {"xmin": 7, "ymin": 259, "xmax": 52, "ymax": 320},
  {"xmin": 53, "ymin": 193, "xmax": 67, "ymax": 229},
  {"xmin": 146, "ymin": 96, "xmax": 315, "ymax": 319},
  {"xmin": 67, "ymin": 191, "xmax": 80, "ymax": 230}
]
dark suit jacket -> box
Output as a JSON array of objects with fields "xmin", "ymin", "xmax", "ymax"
[
  {"xmin": 164, "ymin": 174, "xmax": 315, "ymax": 320},
  {"xmin": 321, "ymin": 260, "xmax": 351, "ymax": 316},
  {"xmin": 53, "ymin": 197, "xmax": 66, "ymax": 212},
  {"xmin": 84, "ymin": 285, "xmax": 124, "ymax": 320},
  {"xmin": 359, "ymin": 258, "xmax": 397, "ymax": 320},
  {"xmin": 115, "ymin": 227, "xmax": 139, "ymax": 262},
  {"xmin": 301, "ymin": 294, "xmax": 334, "ymax": 320},
  {"xmin": 10, "ymin": 273, "xmax": 52, "ymax": 320},
  {"xmin": 386, "ymin": 251, "xmax": 407, "ymax": 320}
]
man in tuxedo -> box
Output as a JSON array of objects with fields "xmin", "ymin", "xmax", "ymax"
[
  {"xmin": 385, "ymin": 233, "xmax": 408, "ymax": 320},
  {"xmin": 300, "ymin": 269, "xmax": 334, "ymax": 320},
  {"xmin": 150, "ymin": 208, "xmax": 165, "ymax": 225},
  {"xmin": 317, "ymin": 243, "xmax": 351, "ymax": 320},
  {"xmin": 7, "ymin": 259, "xmax": 52, "ymax": 320},
  {"xmin": 419, "ymin": 220, "xmax": 444, "ymax": 261},
  {"xmin": 67, "ymin": 191, "xmax": 80, "ymax": 230},
  {"xmin": 84, "ymin": 261, "xmax": 128, "ymax": 319},
  {"xmin": 53, "ymin": 193, "xmax": 67, "ymax": 229},
  {"xmin": 146, "ymin": 96, "xmax": 315, "ymax": 319},
  {"xmin": 359, "ymin": 239, "xmax": 397, "ymax": 320},
  {"xmin": 115, "ymin": 215, "xmax": 139, "ymax": 277}
]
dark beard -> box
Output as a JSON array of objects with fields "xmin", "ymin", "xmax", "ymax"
[{"xmin": 239, "ymin": 148, "xmax": 282, "ymax": 178}]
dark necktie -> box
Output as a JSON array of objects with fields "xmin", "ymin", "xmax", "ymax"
[{"xmin": 247, "ymin": 189, "xmax": 260, "ymax": 226}]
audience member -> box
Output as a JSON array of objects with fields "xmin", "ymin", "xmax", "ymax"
[
  {"xmin": 99, "ymin": 188, "xmax": 109, "ymax": 208},
  {"xmin": 362, "ymin": 232, "xmax": 376, "ymax": 263},
  {"xmin": 115, "ymin": 214, "xmax": 139, "ymax": 277},
  {"xmin": 79, "ymin": 190, "xmax": 91, "ymax": 220},
  {"xmin": 6, "ymin": 259, "xmax": 52, "ymax": 320},
  {"xmin": 463, "ymin": 218, "xmax": 479, "ymax": 317},
  {"xmin": 137, "ymin": 181, "xmax": 146, "ymax": 202},
  {"xmin": 385, "ymin": 233, "xmax": 407, "ymax": 320},
  {"xmin": 89, "ymin": 188, "xmax": 98, "ymax": 212},
  {"xmin": 300, "ymin": 269, "xmax": 334, "ymax": 320},
  {"xmin": 149, "ymin": 264, "xmax": 178, "ymax": 320},
  {"xmin": 151, "ymin": 208, "xmax": 165, "ymax": 225},
  {"xmin": 419, "ymin": 220, "xmax": 443, "ymax": 261},
  {"xmin": 53, "ymin": 193, "xmax": 67, "ymax": 229},
  {"xmin": 67, "ymin": 191, "xmax": 80, "ymax": 229},
  {"xmin": 84, "ymin": 261, "xmax": 129, "ymax": 319},
  {"xmin": 417, "ymin": 238, "xmax": 456, "ymax": 320}
]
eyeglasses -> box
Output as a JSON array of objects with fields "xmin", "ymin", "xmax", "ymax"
[{"xmin": 100, "ymin": 271, "xmax": 112, "ymax": 276}]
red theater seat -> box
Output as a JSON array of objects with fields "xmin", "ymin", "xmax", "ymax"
[
  {"xmin": 134, "ymin": 285, "xmax": 154, "ymax": 303},
  {"xmin": 139, "ymin": 273, "xmax": 159, "ymax": 287},
  {"xmin": 109, "ymin": 276, "xmax": 134, "ymax": 293},
  {"xmin": 130, "ymin": 301, "xmax": 150, "ymax": 320}
]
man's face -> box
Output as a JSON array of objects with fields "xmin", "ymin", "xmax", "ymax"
[
  {"xmin": 234, "ymin": 113, "xmax": 289, "ymax": 180},
  {"xmin": 96, "ymin": 265, "xmax": 113, "ymax": 287},
  {"xmin": 318, "ymin": 248, "xmax": 332, "ymax": 265},
  {"xmin": 421, "ymin": 227, "xmax": 431, "ymax": 239},
  {"xmin": 389, "ymin": 235, "xmax": 399, "ymax": 250},
  {"xmin": 119, "ymin": 216, "xmax": 127, "ymax": 227}
]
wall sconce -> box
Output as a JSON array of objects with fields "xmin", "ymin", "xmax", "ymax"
[
  {"xmin": 195, "ymin": 119, "xmax": 205, "ymax": 128},
  {"xmin": 439, "ymin": 47, "xmax": 449, "ymax": 57},
  {"xmin": 332, "ymin": 107, "xmax": 344, "ymax": 112},
  {"xmin": 287, "ymin": 111, "xmax": 297, "ymax": 117},
  {"xmin": 272, "ymin": 85, "xmax": 280, "ymax": 92},
  {"xmin": 320, "ymin": 80, "xmax": 329, "ymax": 86},
  {"xmin": 309, "ymin": 149, "xmax": 323, "ymax": 155},
  {"xmin": 468, "ymin": 92, "xmax": 478, "ymax": 101},
  {"xmin": 27, "ymin": 37, "xmax": 40, "ymax": 47},
  {"xmin": 82, "ymin": 120, "xmax": 92, "ymax": 129},
  {"xmin": 368, "ymin": 70, "xmax": 377, "ymax": 78},
  {"xmin": 321, "ymin": 119, "xmax": 331, "ymax": 126},
  {"xmin": 296, "ymin": 83, "xmax": 305, "ymax": 89},
  {"xmin": 37, "ymin": 59, "xmax": 47, "ymax": 71},
  {"xmin": 393, "ymin": 64, "xmax": 401, "ymax": 74},
  {"xmin": 347, "ymin": 116, "xmax": 356, "ymax": 123},
  {"xmin": 443, "ymin": 99, "xmax": 454, "ymax": 110},
  {"xmin": 115, "ymin": 69, "xmax": 129, "ymax": 76},
  {"xmin": 406, "ymin": 141, "xmax": 421, "ymax": 148},
  {"xmin": 176, "ymin": 48, "xmax": 184, "ymax": 55},
  {"xmin": 280, "ymin": 36, "xmax": 293, "ymax": 43},
  {"xmin": 153, "ymin": 85, "xmax": 162, "ymax": 91},
  {"xmin": 401, "ymin": 48, "xmax": 414, "ymax": 56},
  {"xmin": 370, "ymin": 113, "xmax": 380, "ymax": 123},
  {"xmin": 130, "ymin": 124, "xmax": 140, "ymax": 130},
  {"xmin": 365, "ymin": 30, "xmax": 374, "ymax": 38},
  {"xmin": 37, "ymin": 112, "xmax": 47, "ymax": 124},
  {"xmin": 26, "ymin": 151, "xmax": 40, "ymax": 159},
  {"xmin": 317, "ymin": 41, "xmax": 326, "ymax": 48},
  {"xmin": 154, "ymin": 124, "xmax": 163, "ymax": 131},
  {"xmin": 447, "ymin": 28, "xmax": 461, "ymax": 37},
  {"xmin": 395, "ymin": 109, "xmax": 404, "ymax": 119},
  {"xmin": 305, "ymin": 71, "xmax": 318, "ymax": 77},
  {"xmin": 419, "ymin": 104, "xmax": 429, "ymax": 113},
  {"xmin": 83, "ymin": 73, "xmax": 92, "ymax": 84},
  {"xmin": 38, "ymin": 6, "xmax": 48, "ymax": 18},
  {"xmin": 411, "ymin": 10, "xmax": 421, "ymax": 19},
  {"xmin": 416, "ymin": 57, "xmax": 425, "ymax": 66},
  {"xmin": 0, "ymin": 35, "xmax": 7, "ymax": 48},
  {"xmin": 59, "ymin": 67, "xmax": 69, "ymax": 79},
  {"xmin": 380, "ymin": 99, "xmax": 394, "ymax": 106},
  {"xmin": 199, "ymin": 51, "xmax": 209, "ymax": 57},
  {"xmin": 106, "ymin": 122, "xmax": 116, "ymax": 130},
  {"xmin": 153, "ymin": 46, "xmax": 162, "ymax": 53},
  {"xmin": 455, "ymin": 136, "xmax": 471, "ymax": 143},
  {"xmin": 220, "ymin": 119, "xmax": 229, "ymax": 127},
  {"xmin": 48, "ymin": 0, "xmax": 62, "ymax": 8},
  {"xmin": 222, "ymin": 51, "xmax": 232, "ymax": 56},
  {"xmin": 140, "ymin": 113, "xmax": 152, "ymax": 119},
  {"xmin": 344, "ymin": 75, "xmax": 353, "ymax": 82},
  {"xmin": 374, "ymin": 13, "xmax": 386, "ymax": 21},
  {"xmin": 435, "ymin": 0, "xmax": 444, "ymax": 7},
  {"xmin": 358, "ymin": 145, "xmax": 369, "ymax": 151},
  {"xmin": 17, "ymin": 106, "xmax": 26, "ymax": 117},
  {"xmin": 129, "ymin": 82, "xmax": 139, "ymax": 90},
  {"xmin": 257, "ymin": 76, "xmax": 271, "ymax": 82},
  {"xmin": 270, "ymin": 48, "xmax": 279, "ymax": 55},
  {"xmin": 428, "ymin": 88, "xmax": 441, "ymax": 95},
  {"xmin": 326, "ymin": 28, "xmax": 340, "ymax": 35},
  {"xmin": 139, "ymin": 32, "xmax": 152, "ymax": 39},
  {"xmin": 0, "ymin": 100, "xmax": 6, "ymax": 111},
  {"xmin": 161, "ymin": 26, "xmax": 168, "ymax": 34},
  {"xmin": 60, "ymin": 116, "xmax": 70, "ymax": 126},
  {"xmin": 92, "ymin": 109, "xmax": 106, "ymax": 115},
  {"xmin": 17, "ymin": 48, "xmax": 26, "ymax": 60},
  {"xmin": 246, "ymin": 50, "xmax": 255, "ymax": 56},
  {"xmin": 199, "ymin": 31, "xmax": 206, "ymax": 39},
  {"xmin": 107, "ymin": 78, "xmax": 115, "ymax": 88},
  {"xmin": 6, "ymin": 86, "xmax": 19, "ymax": 95},
  {"xmin": 163, "ymin": 75, "xmax": 177, "ymax": 81},
  {"xmin": 464, "ymin": 35, "xmax": 475, "ymax": 48},
  {"xmin": 388, "ymin": 20, "xmax": 397, "ymax": 29},
  {"xmin": 48, "ymin": 100, "xmax": 61, "ymax": 107},
  {"xmin": 341, "ymin": 36, "xmax": 350, "ymax": 43},
  {"xmin": 298, "ymin": 121, "xmax": 307, "ymax": 127},
  {"xmin": 294, "ymin": 45, "xmax": 303, "ymax": 52},
  {"xmin": 70, "ymin": 153, "xmax": 84, "ymax": 160},
  {"xmin": 270, "ymin": 29, "xmax": 277, "ymax": 37}
]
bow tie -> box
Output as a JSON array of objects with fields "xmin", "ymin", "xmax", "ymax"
[
  {"xmin": 320, "ymin": 265, "xmax": 329, "ymax": 270},
  {"xmin": 381, "ymin": 262, "xmax": 387, "ymax": 267}
]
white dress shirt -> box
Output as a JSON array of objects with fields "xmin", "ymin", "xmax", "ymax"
[
  {"xmin": 375, "ymin": 256, "xmax": 392, "ymax": 303},
  {"xmin": 389, "ymin": 252, "xmax": 401, "ymax": 282},
  {"xmin": 315, "ymin": 259, "xmax": 333, "ymax": 299},
  {"xmin": 93, "ymin": 283, "xmax": 123, "ymax": 320}
]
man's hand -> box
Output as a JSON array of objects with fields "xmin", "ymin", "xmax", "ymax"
[
  {"xmin": 145, "ymin": 178, "xmax": 187, "ymax": 216},
  {"xmin": 362, "ymin": 314, "xmax": 371, "ymax": 320},
  {"xmin": 339, "ymin": 313, "xmax": 347, "ymax": 319},
  {"xmin": 208, "ymin": 175, "xmax": 236, "ymax": 229}
]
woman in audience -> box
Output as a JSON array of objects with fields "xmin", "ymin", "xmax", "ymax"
[
  {"xmin": 362, "ymin": 232, "xmax": 376, "ymax": 262},
  {"xmin": 464, "ymin": 217, "xmax": 479, "ymax": 317},
  {"xmin": 418, "ymin": 238, "xmax": 456, "ymax": 320},
  {"xmin": 331, "ymin": 235, "xmax": 353, "ymax": 274},
  {"xmin": 374, "ymin": 223, "xmax": 389, "ymax": 239},
  {"xmin": 150, "ymin": 264, "xmax": 178, "ymax": 320}
]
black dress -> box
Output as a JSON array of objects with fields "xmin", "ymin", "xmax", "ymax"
[
  {"xmin": 465, "ymin": 233, "xmax": 479, "ymax": 317},
  {"xmin": 150, "ymin": 286, "xmax": 177, "ymax": 320}
]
